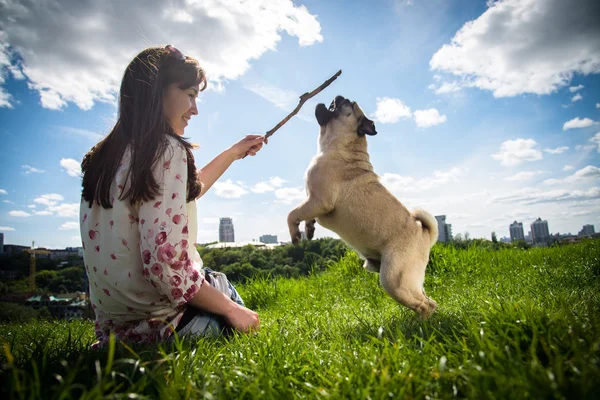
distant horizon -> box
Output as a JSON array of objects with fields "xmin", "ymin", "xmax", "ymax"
[{"xmin": 1, "ymin": 217, "xmax": 596, "ymax": 250}]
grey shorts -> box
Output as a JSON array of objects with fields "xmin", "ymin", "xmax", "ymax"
[{"xmin": 173, "ymin": 269, "xmax": 244, "ymax": 339}]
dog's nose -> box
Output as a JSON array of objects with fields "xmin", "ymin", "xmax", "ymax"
[{"xmin": 330, "ymin": 96, "xmax": 349, "ymax": 111}]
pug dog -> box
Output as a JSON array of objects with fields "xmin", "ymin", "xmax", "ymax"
[{"xmin": 287, "ymin": 95, "xmax": 439, "ymax": 318}]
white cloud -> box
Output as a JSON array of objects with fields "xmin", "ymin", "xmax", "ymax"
[
  {"xmin": 251, "ymin": 182, "xmax": 275, "ymax": 194},
  {"xmin": 436, "ymin": 81, "xmax": 462, "ymax": 94},
  {"xmin": 543, "ymin": 146, "xmax": 568, "ymax": 155},
  {"xmin": 571, "ymin": 93, "xmax": 583, "ymax": 102},
  {"xmin": 22, "ymin": 165, "xmax": 44, "ymax": 174},
  {"xmin": 29, "ymin": 193, "xmax": 76, "ymax": 217},
  {"xmin": 245, "ymin": 83, "xmax": 298, "ymax": 110},
  {"xmin": 413, "ymin": 108, "xmax": 447, "ymax": 128},
  {"xmin": 569, "ymin": 85, "xmax": 584, "ymax": 93},
  {"xmin": 491, "ymin": 139, "xmax": 542, "ymax": 167},
  {"xmin": 60, "ymin": 126, "xmax": 103, "ymax": 141},
  {"xmin": 60, "ymin": 158, "xmax": 82, "ymax": 177},
  {"xmin": 34, "ymin": 211, "xmax": 54, "ymax": 216},
  {"xmin": 372, "ymin": 97, "xmax": 412, "ymax": 123},
  {"xmin": 0, "ymin": 226, "xmax": 15, "ymax": 231},
  {"xmin": 490, "ymin": 186, "xmax": 600, "ymax": 205},
  {"xmin": 504, "ymin": 171, "xmax": 545, "ymax": 181},
  {"xmin": 597, "ymin": 103, "xmax": 600, "ymax": 109},
  {"xmin": 46, "ymin": 203, "xmax": 79, "ymax": 218},
  {"xmin": 563, "ymin": 117, "xmax": 598, "ymax": 130},
  {"xmin": 59, "ymin": 221, "xmax": 79, "ymax": 230},
  {"xmin": 213, "ymin": 179, "xmax": 248, "ymax": 199},
  {"xmin": 563, "ymin": 165, "xmax": 574, "ymax": 171},
  {"xmin": 8, "ymin": 210, "xmax": 31, "ymax": 217},
  {"xmin": 250, "ymin": 176, "xmax": 289, "ymax": 193},
  {"xmin": 564, "ymin": 210, "xmax": 592, "ymax": 217},
  {"xmin": 0, "ymin": 0, "xmax": 322, "ymax": 109},
  {"xmin": 543, "ymin": 165, "xmax": 600, "ymax": 185},
  {"xmin": 269, "ymin": 177, "xmax": 286, "ymax": 187},
  {"xmin": 448, "ymin": 213, "xmax": 475, "ymax": 220},
  {"xmin": 430, "ymin": 0, "xmax": 600, "ymax": 97},
  {"xmin": 590, "ymin": 133, "xmax": 600, "ymax": 152},
  {"xmin": 27, "ymin": 205, "xmax": 36, "ymax": 208},
  {"xmin": 274, "ymin": 187, "xmax": 306, "ymax": 204},
  {"xmin": 34, "ymin": 194, "xmax": 64, "ymax": 207},
  {"xmin": 576, "ymin": 144, "xmax": 596, "ymax": 153},
  {"xmin": 381, "ymin": 167, "xmax": 465, "ymax": 194},
  {"xmin": 0, "ymin": 189, "xmax": 6, "ymax": 194}
]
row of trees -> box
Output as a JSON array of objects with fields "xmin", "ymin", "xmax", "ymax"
[
  {"xmin": 0, "ymin": 266, "xmax": 87, "ymax": 295},
  {"xmin": 197, "ymin": 237, "xmax": 348, "ymax": 282},
  {"xmin": 0, "ymin": 250, "xmax": 86, "ymax": 295}
]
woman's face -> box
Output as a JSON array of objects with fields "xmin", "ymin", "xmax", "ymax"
[{"xmin": 163, "ymin": 83, "xmax": 200, "ymax": 135}]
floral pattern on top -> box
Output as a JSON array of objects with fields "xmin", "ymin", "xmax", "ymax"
[{"xmin": 80, "ymin": 135, "xmax": 205, "ymax": 346}]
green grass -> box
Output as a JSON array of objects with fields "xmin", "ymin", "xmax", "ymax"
[{"xmin": 1, "ymin": 240, "xmax": 599, "ymax": 399}]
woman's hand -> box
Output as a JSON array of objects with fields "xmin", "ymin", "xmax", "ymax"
[
  {"xmin": 224, "ymin": 303, "xmax": 260, "ymax": 333},
  {"xmin": 228, "ymin": 135, "xmax": 267, "ymax": 160}
]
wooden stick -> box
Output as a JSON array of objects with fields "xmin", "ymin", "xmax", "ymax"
[
  {"xmin": 243, "ymin": 69, "xmax": 342, "ymax": 158},
  {"xmin": 265, "ymin": 69, "xmax": 342, "ymax": 140}
]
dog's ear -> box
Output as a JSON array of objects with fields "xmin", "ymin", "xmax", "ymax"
[
  {"xmin": 357, "ymin": 117, "xmax": 377, "ymax": 136},
  {"xmin": 315, "ymin": 103, "xmax": 334, "ymax": 126}
]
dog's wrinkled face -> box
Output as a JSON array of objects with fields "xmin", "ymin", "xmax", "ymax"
[{"xmin": 315, "ymin": 95, "xmax": 377, "ymax": 136}]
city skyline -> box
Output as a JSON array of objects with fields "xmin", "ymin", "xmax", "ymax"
[
  {"xmin": 1, "ymin": 215, "xmax": 596, "ymax": 250},
  {"xmin": 1, "ymin": 0, "xmax": 599, "ymax": 249}
]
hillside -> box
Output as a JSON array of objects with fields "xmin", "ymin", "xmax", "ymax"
[{"xmin": 1, "ymin": 240, "xmax": 599, "ymax": 399}]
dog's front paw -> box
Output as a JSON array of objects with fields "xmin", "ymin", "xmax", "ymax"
[{"xmin": 305, "ymin": 219, "xmax": 316, "ymax": 240}]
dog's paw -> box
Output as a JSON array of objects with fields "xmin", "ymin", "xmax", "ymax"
[
  {"xmin": 305, "ymin": 219, "xmax": 316, "ymax": 240},
  {"xmin": 417, "ymin": 297, "xmax": 438, "ymax": 320},
  {"xmin": 291, "ymin": 230, "xmax": 302, "ymax": 245}
]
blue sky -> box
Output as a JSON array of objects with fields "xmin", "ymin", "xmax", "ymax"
[{"xmin": 1, "ymin": 0, "xmax": 599, "ymax": 249}]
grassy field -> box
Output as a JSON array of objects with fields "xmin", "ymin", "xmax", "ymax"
[{"xmin": 1, "ymin": 240, "xmax": 599, "ymax": 399}]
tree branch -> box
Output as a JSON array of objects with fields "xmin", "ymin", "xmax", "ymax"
[
  {"xmin": 242, "ymin": 69, "xmax": 342, "ymax": 158},
  {"xmin": 265, "ymin": 69, "xmax": 342, "ymax": 140}
]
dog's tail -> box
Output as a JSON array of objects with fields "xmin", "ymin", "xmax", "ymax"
[{"xmin": 413, "ymin": 209, "xmax": 438, "ymax": 248}]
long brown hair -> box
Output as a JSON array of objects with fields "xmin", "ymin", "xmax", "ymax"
[{"xmin": 81, "ymin": 46, "xmax": 207, "ymax": 208}]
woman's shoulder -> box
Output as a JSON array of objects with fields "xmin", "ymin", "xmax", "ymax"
[{"xmin": 161, "ymin": 135, "xmax": 187, "ymax": 160}]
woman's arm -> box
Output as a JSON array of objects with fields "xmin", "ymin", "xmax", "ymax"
[
  {"xmin": 187, "ymin": 280, "xmax": 260, "ymax": 332},
  {"xmin": 197, "ymin": 135, "xmax": 265, "ymax": 197}
]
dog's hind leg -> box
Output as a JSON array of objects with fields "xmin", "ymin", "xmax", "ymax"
[
  {"xmin": 379, "ymin": 248, "xmax": 437, "ymax": 319},
  {"xmin": 305, "ymin": 219, "xmax": 316, "ymax": 240},
  {"xmin": 288, "ymin": 197, "xmax": 332, "ymax": 245}
]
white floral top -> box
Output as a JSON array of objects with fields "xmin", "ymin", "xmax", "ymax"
[{"xmin": 80, "ymin": 135, "xmax": 205, "ymax": 346}]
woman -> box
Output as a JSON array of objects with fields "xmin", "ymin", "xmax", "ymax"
[{"xmin": 79, "ymin": 45, "xmax": 262, "ymax": 346}]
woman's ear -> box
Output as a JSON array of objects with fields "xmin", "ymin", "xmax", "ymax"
[{"xmin": 315, "ymin": 103, "xmax": 334, "ymax": 126}]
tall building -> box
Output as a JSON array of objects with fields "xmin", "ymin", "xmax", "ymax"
[
  {"xmin": 435, "ymin": 215, "xmax": 452, "ymax": 243},
  {"xmin": 219, "ymin": 217, "xmax": 235, "ymax": 242},
  {"xmin": 0, "ymin": 232, "xmax": 4, "ymax": 255},
  {"xmin": 579, "ymin": 224, "xmax": 595, "ymax": 236},
  {"xmin": 509, "ymin": 221, "xmax": 525, "ymax": 242},
  {"xmin": 259, "ymin": 234, "xmax": 278, "ymax": 244},
  {"xmin": 530, "ymin": 218, "xmax": 550, "ymax": 244}
]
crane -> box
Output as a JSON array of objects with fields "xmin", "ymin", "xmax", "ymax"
[{"xmin": 26, "ymin": 241, "xmax": 51, "ymax": 292}]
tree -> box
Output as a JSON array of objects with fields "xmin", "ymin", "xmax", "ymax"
[
  {"xmin": 491, "ymin": 232, "xmax": 498, "ymax": 244},
  {"xmin": 36, "ymin": 270, "xmax": 59, "ymax": 291},
  {"xmin": 0, "ymin": 302, "xmax": 38, "ymax": 322}
]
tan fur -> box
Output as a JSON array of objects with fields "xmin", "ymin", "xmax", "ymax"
[{"xmin": 287, "ymin": 100, "xmax": 439, "ymax": 318}]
